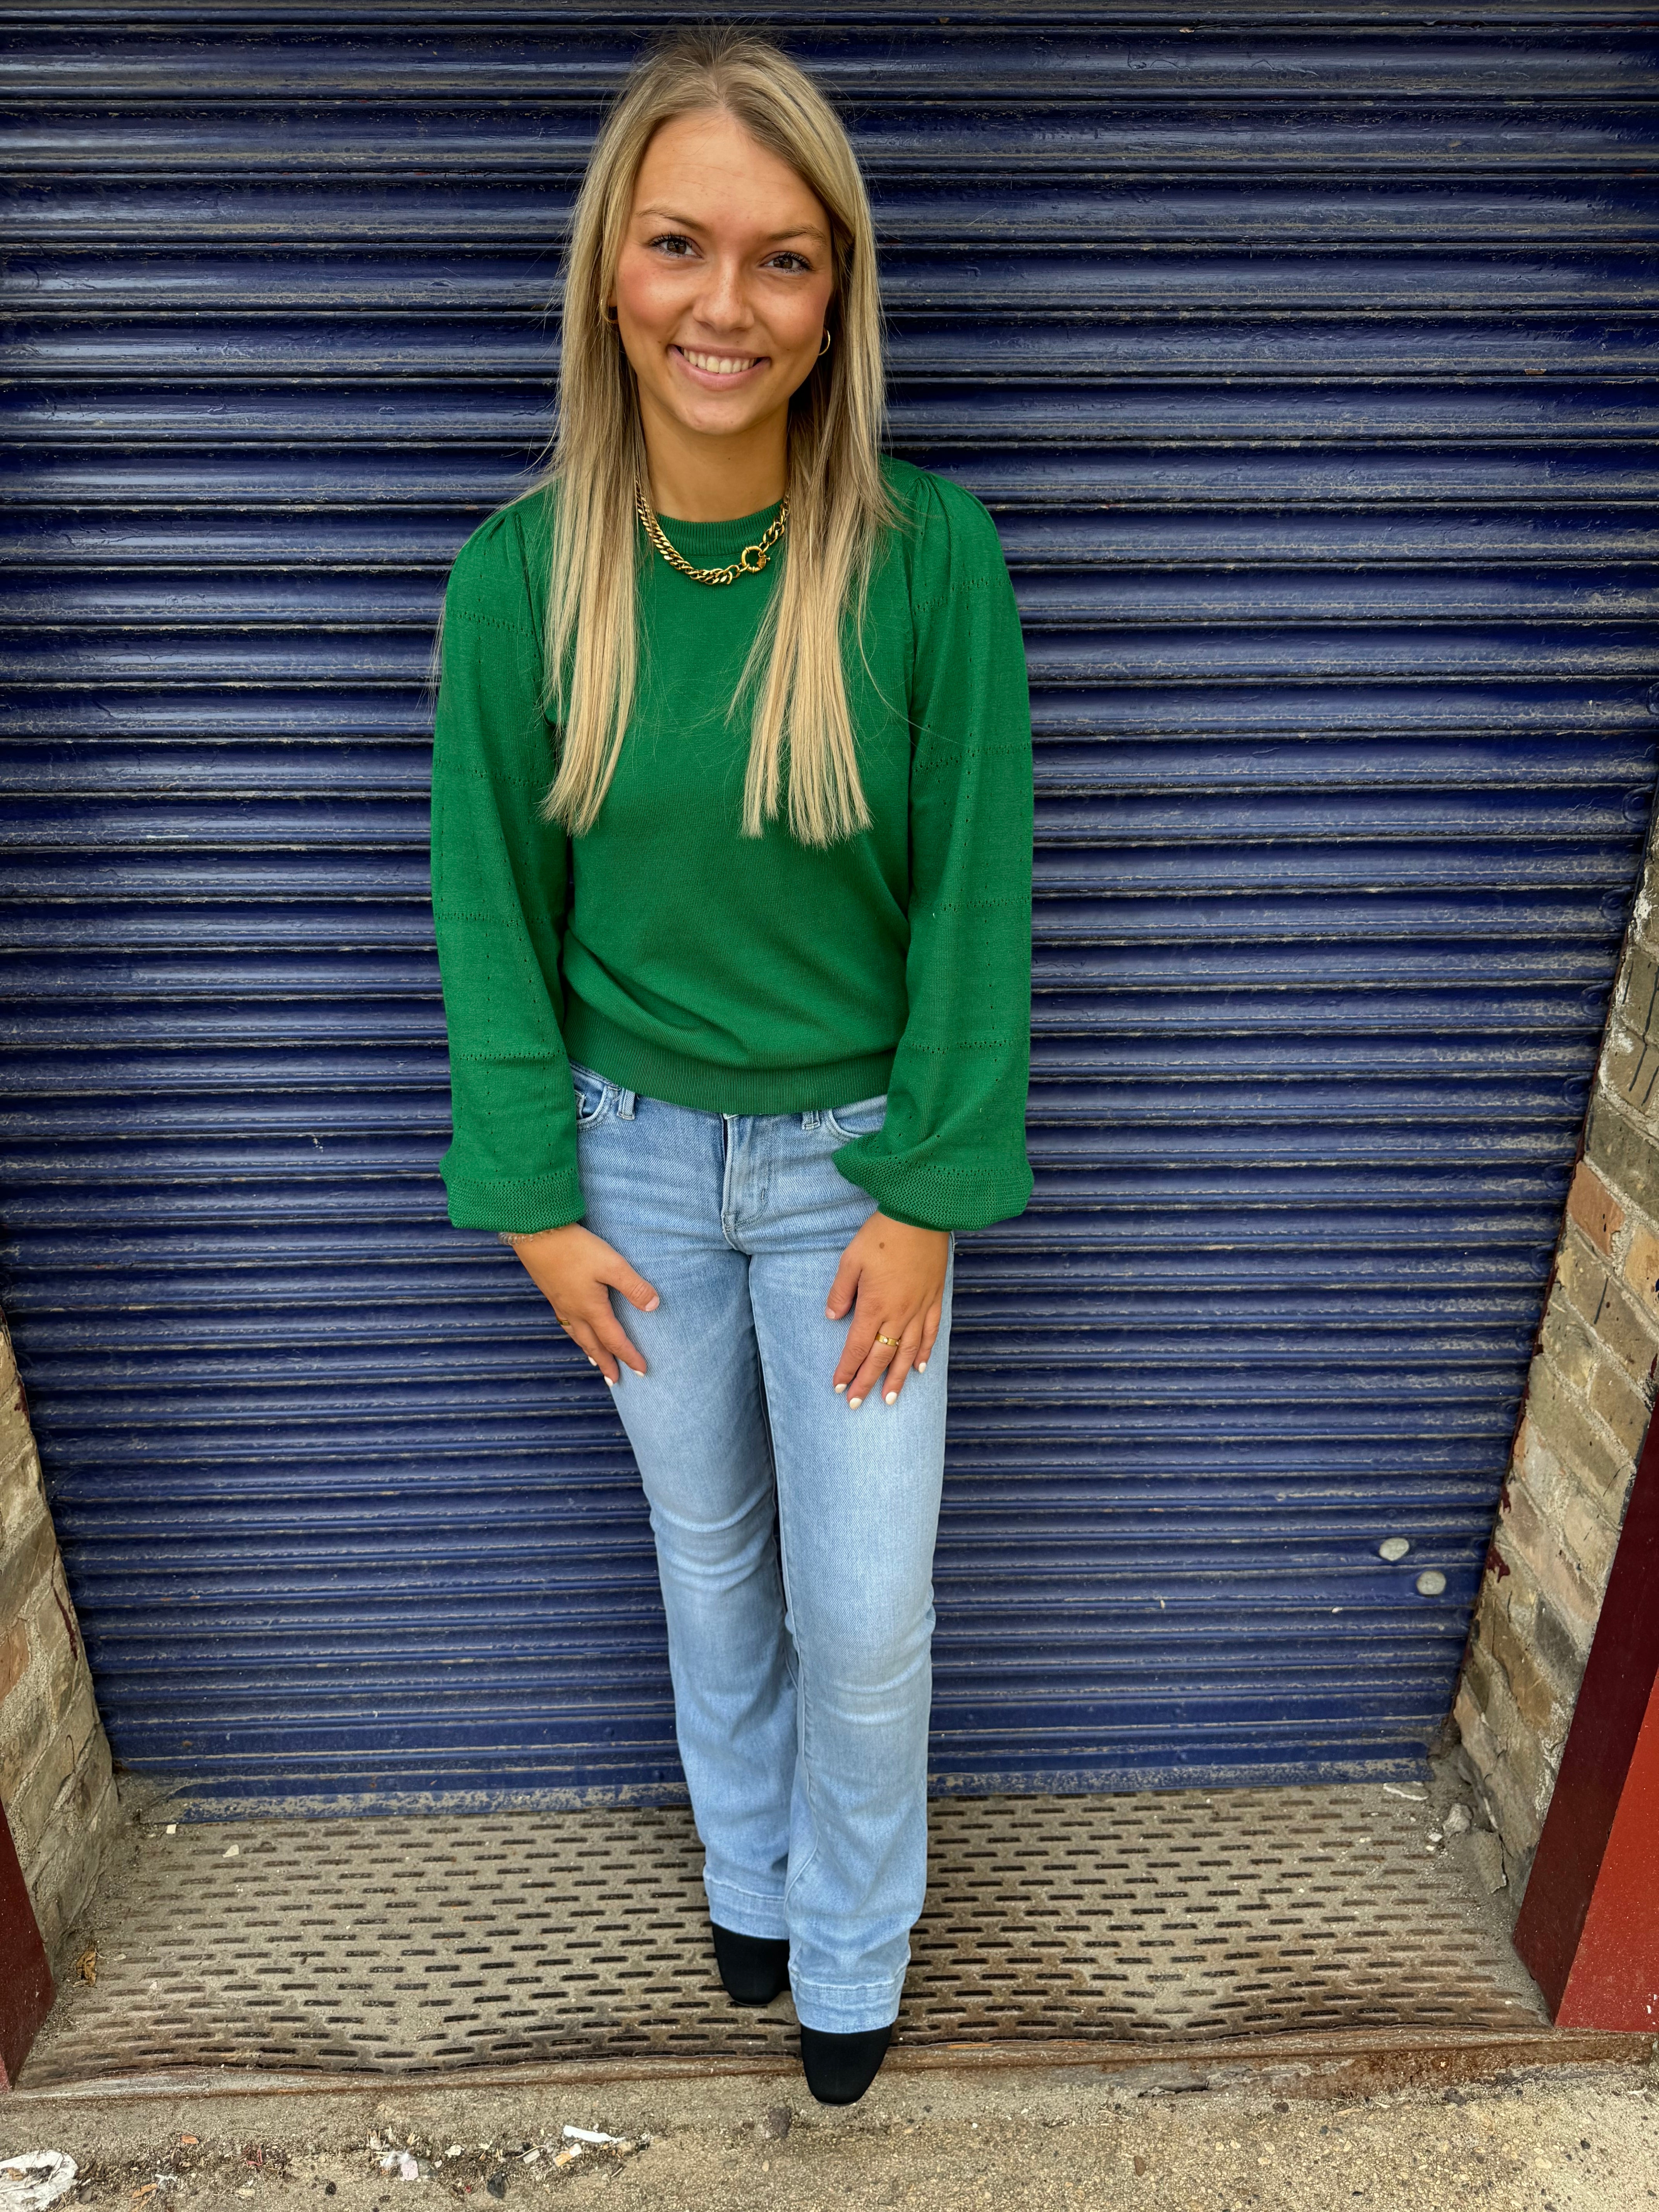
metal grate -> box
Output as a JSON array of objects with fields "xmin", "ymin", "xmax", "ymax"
[{"xmin": 21, "ymin": 1786, "xmax": 1544, "ymax": 2086}]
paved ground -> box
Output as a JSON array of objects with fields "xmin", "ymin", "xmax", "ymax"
[
  {"xmin": 6, "ymin": 2052, "xmax": 1657, "ymax": 2212},
  {"xmin": 11, "ymin": 1767, "xmax": 1651, "ymax": 2206}
]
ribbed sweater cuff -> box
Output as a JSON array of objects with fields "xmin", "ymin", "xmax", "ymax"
[
  {"xmin": 835, "ymin": 1152, "xmax": 1034, "ymax": 1234},
  {"xmin": 443, "ymin": 1165, "xmax": 586, "ymax": 1236}
]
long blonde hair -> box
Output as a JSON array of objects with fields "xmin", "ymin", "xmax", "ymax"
[{"xmin": 539, "ymin": 26, "xmax": 894, "ymax": 847}]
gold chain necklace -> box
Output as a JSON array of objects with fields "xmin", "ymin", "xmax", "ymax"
[{"xmin": 635, "ymin": 484, "xmax": 789, "ymax": 587}]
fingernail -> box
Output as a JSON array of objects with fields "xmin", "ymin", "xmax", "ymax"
[
  {"xmin": 586, "ymin": 1357, "xmax": 596, "ymax": 1367},
  {"xmin": 824, "ymin": 1307, "xmax": 835, "ymax": 1319},
  {"xmin": 605, "ymin": 1375, "xmax": 616, "ymax": 1388},
  {"xmin": 835, "ymin": 1382, "xmax": 847, "ymax": 1394},
  {"xmin": 916, "ymin": 1360, "xmax": 927, "ymax": 1372},
  {"xmin": 848, "ymin": 1396, "xmax": 862, "ymax": 1409},
  {"xmin": 884, "ymin": 1391, "xmax": 898, "ymax": 1405},
  {"xmin": 646, "ymin": 1296, "xmax": 660, "ymax": 1310}
]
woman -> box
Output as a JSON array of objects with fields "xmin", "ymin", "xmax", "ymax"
[{"xmin": 429, "ymin": 27, "xmax": 1033, "ymax": 2107}]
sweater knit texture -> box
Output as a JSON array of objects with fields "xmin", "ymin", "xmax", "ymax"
[{"xmin": 430, "ymin": 455, "xmax": 1034, "ymax": 1235}]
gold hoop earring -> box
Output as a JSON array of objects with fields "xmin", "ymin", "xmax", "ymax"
[{"xmin": 817, "ymin": 328, "xmax": 832, "ymax": 357}]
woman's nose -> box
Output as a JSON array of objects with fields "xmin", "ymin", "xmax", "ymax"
[{"xmin": 692, "ymin": 258, "xmax": 752, "ymax": 333}]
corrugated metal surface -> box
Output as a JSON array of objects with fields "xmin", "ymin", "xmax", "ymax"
[{"xmin": 2, "ymin": 5, "xmax": 1657, "ymax": 1807}]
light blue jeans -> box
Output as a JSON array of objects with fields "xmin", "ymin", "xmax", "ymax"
[{"xmin": 569, "ymin": 1059, "xmax": 955, "ymax": 2035}]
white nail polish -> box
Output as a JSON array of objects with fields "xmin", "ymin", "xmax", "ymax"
[
  {"xmin": 916, "ymin": 1361, "xmax": 927, "ymax": 1373},
  {"xmin": 885, "ymin": 1391, "xmax": 898, "ymax": 1405},
  {"xmin": 604, "ymin": 1375, "xmax": 616, "ymax": 1388},
  {"xmin": 835, "ymin": 1382, "xmax": 847, "ymax": 1394},
  {"xmin": 848, "ymin": 1396, "xmax": 862, "ymax": 1409}
]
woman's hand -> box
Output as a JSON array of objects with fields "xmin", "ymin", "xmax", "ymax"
[
  {"xmin": 826, "ymin": 1211, "xmax": 949, "ymax": 1409},
  {"xmin": 509, "ymin": 1223, "xmax": 660, "ymax": 1386}
]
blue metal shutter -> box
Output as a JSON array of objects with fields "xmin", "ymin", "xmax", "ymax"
[{"xmin": 2, "ymin": 7, "xmax": 1656, "ymax": 1808}]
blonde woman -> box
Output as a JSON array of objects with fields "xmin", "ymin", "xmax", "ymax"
[{"xmin": 430, "ymin": 27, "xmax": 1032, "ymax": 2106}]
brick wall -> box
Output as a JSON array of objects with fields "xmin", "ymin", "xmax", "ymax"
[
  {"xmin": 1455, "ymin": 819, "xmax": 1659, "ymax": 1884},
  {"xmin": 0, "ymin": 1307, "xmax": 119, "ymax": 1963}
]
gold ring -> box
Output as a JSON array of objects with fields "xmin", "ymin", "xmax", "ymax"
[{"xmin": 875, "ymin": 1332, "xmax": 900, "ymax": 1347}]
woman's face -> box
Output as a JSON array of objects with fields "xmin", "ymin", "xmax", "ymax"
[{"xmin": 611, "ymin": 108, "xmax": 836, "ymax": 457}]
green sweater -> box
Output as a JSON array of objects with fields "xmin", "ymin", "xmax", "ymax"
[{"xmin": 430, "ymin": 455, "xmax": 1034, "ymax": 1235}]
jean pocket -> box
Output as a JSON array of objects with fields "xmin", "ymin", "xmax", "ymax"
[
  {"xmin": 568, "ymin": 1060, "xmax": 611, "ymax": 1128},
  {"xmin": 823, "ymin": 1091, "xmax": 888, "ymax": 1142}
]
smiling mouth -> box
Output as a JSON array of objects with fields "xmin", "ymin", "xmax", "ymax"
[{"xmin": 673, "ymin": 345, "xmax": 765, "ymax": 377}]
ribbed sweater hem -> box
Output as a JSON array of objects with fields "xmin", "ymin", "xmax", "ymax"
[{"xmin": 562, "ymin": 999, "xmax": 897, "ymax": 1118}]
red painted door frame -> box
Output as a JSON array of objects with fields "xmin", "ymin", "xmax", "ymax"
[
  {"xmin": 1513, "ymin": 1398, "xmax": 1659, "ymax": 2027},
  {"xmin": 0, "ymin": 1794, "xmax": 54, "ymax": 2088}
]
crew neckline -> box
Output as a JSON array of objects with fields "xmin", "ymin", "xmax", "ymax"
[{"xmin": 644, "ymin": 497, "xmax": 785, "ymax": 562}]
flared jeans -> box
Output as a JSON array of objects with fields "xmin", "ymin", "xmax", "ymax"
[{"xmin": 571, "ymin": 1060, "xmax": 955, "ymax": 2035}]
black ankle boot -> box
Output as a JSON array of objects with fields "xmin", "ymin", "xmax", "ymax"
[
  {"xmin": 799, "ymin": 2021, "xmax": 894, "ymax": 2106},
  {"xmin": 711, "ymin": 1923, "xmax": 790, "ymax": 2006}
]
